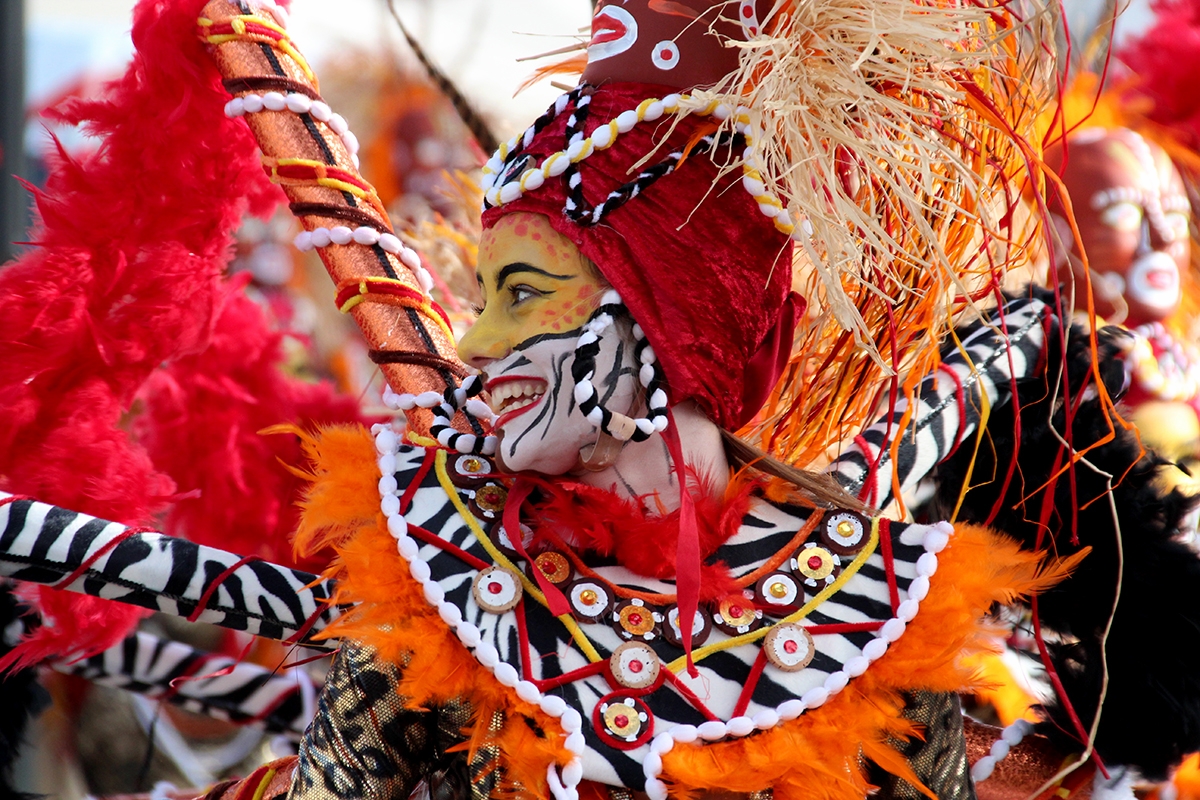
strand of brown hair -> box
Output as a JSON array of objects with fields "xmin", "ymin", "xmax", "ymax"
[{"xmin": 719, "ymin": 429, "xmax": 870, "ymax": 513}]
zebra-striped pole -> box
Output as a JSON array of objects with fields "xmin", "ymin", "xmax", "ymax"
[{"xmin": 0, "ymin": 493, "xmax": 340, "ymax": 646}]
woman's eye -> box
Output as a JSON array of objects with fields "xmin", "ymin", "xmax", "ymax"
[
  {"xmin": 510, "ymin": 284, "xmax": 542, "ymax": 305},
  {"xmin": 1100, "ymin": 201, "xmax": 1143, "ymax": 231}
]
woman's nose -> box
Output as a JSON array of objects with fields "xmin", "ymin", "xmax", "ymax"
[{"xmin": 457, "ymin": 312, "xmax": 512, "ymax": 370}]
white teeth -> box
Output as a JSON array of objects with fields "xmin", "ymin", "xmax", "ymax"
[{"xmin": 487, "ymin": 380, "xmax": 548, "ymax": 416}]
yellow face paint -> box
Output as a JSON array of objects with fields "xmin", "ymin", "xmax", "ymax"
[{"xmin": 458, "ymin": 213, "xmax": 604, "ymax": 366}]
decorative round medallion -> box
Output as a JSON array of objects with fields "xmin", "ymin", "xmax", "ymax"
[
  {"xmin": 472, "ymin": 566, "xmax": 523, "ymax": 614},
  {"xmin": 611, "ymin": 598, "xmax": 662, "ymax": 641},
  {"xmin": 594, "ymin": 693, "xmax": 654, "ymax": 750},
  {"xmin": 468, "ymin": 482, "xmax": 508, "ymax": 522},
  {"xmin": 821, "ymin": 512, "xmax": 868, "ymax": 555},
  {"xmin": 651, "ymin": 40, "xmax": 680, "ymax": 71},
  {"xmin": 609, "ymin": 641, "xmax": 661, "ymax": 689},
  {"xmin": 567, "ymin": 579, "xmax": 613, "ymax": 622},
  {"xmin": 449, "ymin": 454, "xmax": 495, "ymax": 489},
  {"xmin": 488, "ymin": 519, "xmax": 532, "ymax": 559},
  {"xmin": 755, "ymin": 572, "xmax": 801, "ymax": 612},
  {"xmin": 713, "ymin": 592, "xmax": 764, "ymax": 636},
  {"xmin": 791, "ymin": 542, "xmax": 841, "ymax": 588},
  {"xmin": 661, "ymin": 604, "xmax": 712, "ymax": 649},
  {"xmin": 532, "ymin": 551, "xmax": 573, "ymax": 586},
  {"xmin": 763, "ymin": 623, "xmax": 816, "ymax": 672}
]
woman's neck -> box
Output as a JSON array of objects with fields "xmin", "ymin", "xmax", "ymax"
[{"xmin": 571, "ymin": 401, "xmax": 729, "ymax": 512}]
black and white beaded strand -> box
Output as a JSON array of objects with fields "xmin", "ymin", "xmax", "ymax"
[
  {"xmin": 388, "ymin": 375, "xmax": 498, "ymax": 456},
  {"xmin": 570, "ymin": 291, "xmax": 669, "ymax": 442}
]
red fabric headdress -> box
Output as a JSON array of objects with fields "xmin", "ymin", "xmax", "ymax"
[{"xmin": 481, "ymin": 82, "xmax": 797, "ymax": 431}]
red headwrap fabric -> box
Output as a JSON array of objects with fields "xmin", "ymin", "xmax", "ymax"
[{"xmin": 481, "ymin": 82, "xmax": 797, "ymax": 430}]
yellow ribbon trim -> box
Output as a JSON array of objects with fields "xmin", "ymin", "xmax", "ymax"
[
  {"xmin": 199, "ymin": 14, "xmax": 316, "ymax": 86},
  {"xmin": 250, "ymin": 767, "xmax": 278, "ymax": 800},
  {"xmin": 432, "ymin": 450, "xmax": 602, "ymax": 663},
  {"xmin": 666, "ymin": 517, "xmax": 882, "ymax": 673}
]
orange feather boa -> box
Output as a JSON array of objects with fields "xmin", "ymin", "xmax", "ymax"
[{"xmin": 294, "ymin": 424, "xmax": 1079, "ymax": 799}]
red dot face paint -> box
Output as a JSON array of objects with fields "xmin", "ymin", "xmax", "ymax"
[{"xmin": 458, "ymin": 213, "xmax": 605, "ymax": 365}]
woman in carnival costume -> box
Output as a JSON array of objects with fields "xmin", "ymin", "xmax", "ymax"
[{"xmin": 5, "ymin": 0, "xmax": 1200, "ymax": 799}]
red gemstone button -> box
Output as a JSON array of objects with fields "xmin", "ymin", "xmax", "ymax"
[
  {"xmin": 487, "ymin": 582, "xmax": 502, "ymax": 594},
  {"xmin": 783, "ymin": 639, "xmax": 798, "ymax": 654}
]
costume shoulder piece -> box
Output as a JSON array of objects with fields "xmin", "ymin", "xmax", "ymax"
[{"xmin": 308, "ymin": 426, "xmax": 1060, "ymax": 800}]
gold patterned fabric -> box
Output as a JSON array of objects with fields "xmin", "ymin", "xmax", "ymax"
[
  {"xmin": 873, "ymin": 691, "xmax": 975, "ymax": 800},
  {"xmin": 290, "ymin": 646, "xmax": 464, "ymax": 800}
]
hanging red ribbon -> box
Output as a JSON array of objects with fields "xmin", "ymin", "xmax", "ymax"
[
  {"xmin": 661, "ymin": 415, "xmax": 701, "ymax": 677},
  {"xmin": 504, "ymin": 477, "xmax": 572, "ymax": 618}
]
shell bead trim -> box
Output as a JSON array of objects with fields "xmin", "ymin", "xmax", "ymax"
[
  {"xmin": 372, "ymin": 425, "xmax": 583, "ymax": 800},
  {"xmin": 482, "ymin": 87, "xmax": 803, "ymax": 241},
  {"xmin": 970, "ymin": 718, "xmax": 1035, "ymax": 783},
  {"xmin": 389, "ymin": 376, "xmax": 497, "ymax": 456},
  {"xmin": 225, "ymin": 92, "xmax": 360, "ymax": 168},
  {"xmin": 639, "ymin": 519, "xmax": 955, "ymax": 800},
  {"xmin": 571, "ymin": 291, "xmax": 668, "ymax": 442}
]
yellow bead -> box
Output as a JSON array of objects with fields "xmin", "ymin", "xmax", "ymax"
[
  {"xmin": 580, "ymin": 590, "xmax": 598, "ymax": 606},
  {"xmin": 837, "ymin": 520, "xmax": 856, "ymax": 537},
  {"xmin": 769, "ymin": 582, "xmax": 789, "ymax": 598}
]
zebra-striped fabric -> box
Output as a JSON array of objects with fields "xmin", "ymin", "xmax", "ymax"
[
  {"xmin": 393, "ymin": 446, "xmax": 943, "ymax": 792},
  {"xmin": 826, "ymin": 295, "xmax": 1049, "ymax": 510},
  {"xmin": 56, "ymin": 630, "xmax": 320, "ymax": 738},
  {"xmin": 0, "ymin": 493, "xmax": 339, "ymax": 645}
]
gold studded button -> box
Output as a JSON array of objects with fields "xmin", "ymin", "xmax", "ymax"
[
  {"xmin": 533, "ymin": 551, "xmax": 573, "ymax": 585},
  {"xmin": 791, "ymin": 543, "xmax": 841, "ymax": 588}
]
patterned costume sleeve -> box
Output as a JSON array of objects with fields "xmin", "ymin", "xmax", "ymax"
[
  {"xmin": 0, "ymin": 494, "xmax": 339, "ymax": 645},
  {"xmin": 826, "ymin": 295, "xmax": 1049, "ymax": 510},
  {"xmin": 57, "ymin": 631, "xmax": 318, "ymax": 738},
  {"xmin": 290, "ymin": 645, "xmax": 494, "ymax": 800}
]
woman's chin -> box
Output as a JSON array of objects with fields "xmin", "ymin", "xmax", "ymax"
[{"xmin": 493, "ymin": 427, "xmax": 581, "ymax": 476}]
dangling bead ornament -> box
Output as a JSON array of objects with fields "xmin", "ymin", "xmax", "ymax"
[{"xmin": 571, "ymin": 290, "xmax": 669, "ymax": 442}]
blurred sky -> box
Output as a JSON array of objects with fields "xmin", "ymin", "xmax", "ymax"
[
  {"xmin": 24, "ymin": 0, "xmax": 1158, "ymax": 147},
  {"xmin": 25, "ymin": 0, "xmax": 591, "ymax": 143}
]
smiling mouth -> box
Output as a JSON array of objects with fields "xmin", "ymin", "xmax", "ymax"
[
  {"xmin": 487, "ymin": 378, "xmax": 548, "ymax": 425},
  {"xmin": 588, "ymin": 6, "xmax": 638, "ymax": 62}
]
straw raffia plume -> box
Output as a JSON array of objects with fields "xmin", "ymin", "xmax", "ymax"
[{"xmin": 712, "ymin": 0, "xmax": 1061, "ymax": 467}]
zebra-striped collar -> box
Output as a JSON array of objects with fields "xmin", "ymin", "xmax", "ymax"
[{"xmin": 375, "ymin": 433, "xmax": 952, "ymax": 797}]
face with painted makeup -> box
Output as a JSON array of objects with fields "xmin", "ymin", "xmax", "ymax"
[
  {"xmin": 457, "ymin": 213, "xmax": 641, "ymax": 475},
  {"xmin": 1050, "ymin": 129, "xmax": 1192, "ymax": 326}
]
